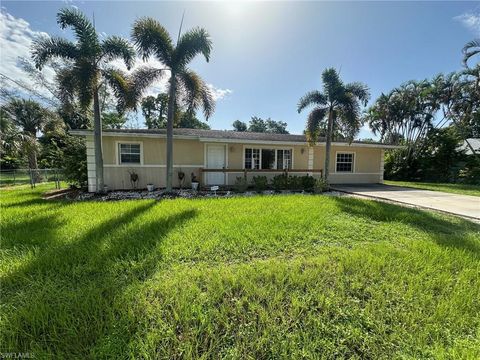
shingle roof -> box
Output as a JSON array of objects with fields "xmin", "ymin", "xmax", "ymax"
[
  {"xmin": 102, "ymin": 128, "xmax": 307, "ymax": 142},
  {"xmin": 71, "ymin": 128, "xmax": 399, "ymax": 147}
]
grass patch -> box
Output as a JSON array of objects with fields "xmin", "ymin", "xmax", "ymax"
[
  {"xmin": 385, "ymin": 180, "xmax": 480, "ymax": 197},
  {"xmin": 1, "ymin": 185, "xmax": 479, "ymax": 358}
]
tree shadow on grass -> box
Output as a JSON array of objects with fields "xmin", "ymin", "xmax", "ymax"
[
  {"xmin": 332, "ymin": 196, "xmax": 480, "ymax": 256},
  {"xmin": 1, "ymin": 214, "xmax": 64, "ymax": 250},
  {"xmin": 1, "ymin": 200, "xmax": 197, "ymax": 357}
]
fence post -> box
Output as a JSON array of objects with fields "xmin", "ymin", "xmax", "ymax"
[{"xmin": 13, "ymin": 169, "xmax": 16, "ymax": 186}]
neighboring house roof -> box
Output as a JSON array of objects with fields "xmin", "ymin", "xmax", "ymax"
[
  {"xmin": 70, "ymin": 128, "xmax": 401, "ymax": 148},
  {"xmin": 457, "ymin": 138, "xmax": 480, "ymax": 155}
]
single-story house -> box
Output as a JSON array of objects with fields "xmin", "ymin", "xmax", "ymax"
[{"xmin": 71, "ymin": 128, "xmax": 399, "ymax": 192}]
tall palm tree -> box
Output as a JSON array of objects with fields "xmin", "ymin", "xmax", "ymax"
[
  {"xmin": 132, "ymin": 18, "xmax": 215, "ymax": 191},
  {"xmin": 31, "ymin": 8, "xmax": 135, "ymax": 193},
  {"xmin": 298, "ymin": 68, "xmax": 370, "ymax": 181},
  {"xmin": 463, "ymin": 39, "xmax": 480, "ymax": 67}
]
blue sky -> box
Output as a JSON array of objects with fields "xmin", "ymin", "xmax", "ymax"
[{"xmin": 1, "ymin": 1, "xmax": 479, "ymax": 138}]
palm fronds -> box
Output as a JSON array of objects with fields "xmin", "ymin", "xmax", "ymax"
[
  {"xmin": 177, "ymin": 70, "xmax": 215, "ymax": 119},
  {"xmin": 463, "ymin": 39, "xmax": 480, "ymax": 67},
  {"xmin": 132, "ymin": 18, "xmax": 173, "ymax": 65},
  {"xmin": 297, "ymin": 90, "xmax": 327, "ymax": 113},
  {"xmin": 174, "ymin": 28, "xmax": 212, "ymax": 70},
  {"xmin": 305, "ymin": 107, "xmax": 327, "ymax": 144},
  {"xmin": 31, "ymin": 37, "xmax": 78, "ymax": 69},
  {"xmin": 57, "ymin": 8, "xmax": 100, "ymax": 55},
  {"xmin": 101, "ymin": 36, "xmax": 135, "ymax": 70}
]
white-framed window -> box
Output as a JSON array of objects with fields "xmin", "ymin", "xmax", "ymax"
[
  {"xmin": 336, "ymin": 152, "xmax": 354, "ymax": 172},
  {"xmin": 244, "ymin": 148, "xmax": 292, "ymax": 169},
  {"xmin": 118, "ymin": 143, "xmax": 141, "ymax": 164}
]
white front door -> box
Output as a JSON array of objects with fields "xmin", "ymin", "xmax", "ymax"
[{"xmin": 206, "ymin": 145, "xmax": 226, "ymax": 185}]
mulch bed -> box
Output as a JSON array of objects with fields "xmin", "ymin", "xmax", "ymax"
[{"xmin": 45, "ymin": 188, "xmax": 343, "ymax": 202}]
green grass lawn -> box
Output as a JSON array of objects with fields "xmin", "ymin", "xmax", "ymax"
[
  {"xmin": 1, "ymin": 185, "xmax": 479, "ymax": 359},
  {"xmin": 384, "ymin": 180, "xmax": 480, "ymax": 197}
]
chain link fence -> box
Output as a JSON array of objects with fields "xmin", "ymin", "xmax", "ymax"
[{"xmin": 0, "ymin": 168, "xmax": 63, "ymax": 189}]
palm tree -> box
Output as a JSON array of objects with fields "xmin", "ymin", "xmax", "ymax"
[
  {"xmin": 1, "ymin": 99, "xmax": 56, "ymax": 170},
  {"xmin": 31, "ymin": 8, "xmax": 135, "ymax": 193},
  {"xmin": 132, "ymin": 18, "xmax": 215, "ymax": 191},
  {"xmin": 298, "ymin": 68, "xmax": 370, "ymax": 181},
  {"xmin": 463, "ymin": 39, "xmax": 480, "ymax": 67}
]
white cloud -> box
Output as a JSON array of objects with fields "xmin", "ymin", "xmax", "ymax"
[
  {"xmin": 454, "ymin": 11, "xmax": 480, "ymax": 36},
  {"xmin": 207, "ymin": 84, "xmax": 233, "ymax": 101},
  {"xmin": 0, "ymin": 9, "xmax": 55, "ymax": 101}
]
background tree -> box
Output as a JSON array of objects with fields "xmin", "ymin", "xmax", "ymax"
[
  {"xmin": 141, "ymin": 94, "xmax": 169, "ymax": 128},
  {"xmin": 101, "ymin": 112, "xmax": 126, "ymax": 129},
  {"xmin": 232, "ymin": 120, "xmax": 247, "ymax": 132},
  {"xmin": 298, "ymin": 68, "xmax": 370, "ymax": 181},
  {"xmin": 231, "ymin": 117, "xmax": 289, "ymax": 134},
  {"xmin": 140, "ymin": 93, "xmax": 210, "ymax": 129},
  {"xmin": 132, "ymin": 17, "xmax": 215, "ymax": 191},
  {"xmin": 0, "ymin": 98, "xmax": 56, "ymax": 170},
  {"xmin": 248, "ymin": 116, "xmax": 268, "ymax": 132},
  {"xmin": 32, "ymin": 8, "xmax": 135, "ymax": 192}
]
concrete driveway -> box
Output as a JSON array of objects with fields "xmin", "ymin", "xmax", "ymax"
[{"xmin": 332, "ymin": 184, "xmax": 480, "ymax": 220}]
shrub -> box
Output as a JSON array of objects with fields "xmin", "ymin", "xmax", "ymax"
[
  {"xmin": 252, "ymin": 176, "xmax": 268, "ymax": 192},
  {"xmin": 234, "ymin": 176, "xmax": 248, "ymax": 192},
  {"xmin": 301, "ymin": 175, "xmax": 316, "ymax": 192},
  {"xmin": 271, "ymin": 174, "xmax": 288, "ymax": 191},
  {"xmin": 314, "ymin": 178, "xmax": 330, "ymax": 193},
  {"xmin": 63, "ymin": 136, "xmax": 87, "ymax": 187},
  {"xmin": 287, "ymin": 175, "xmax": 302, "ymax": 191}
]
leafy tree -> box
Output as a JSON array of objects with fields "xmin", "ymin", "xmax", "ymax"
[
  {"xmin": 132, "ymin": 18, "xmax": 215, "ymax": 191},
  {"xmin": 176, "ymin": 110, "xmax": 210, "ymax": 129},
  {"xmin": 140, "ymin": 93, "xmax": 210, "ymax": 129},
  {"xmin": 141, "ymin": 94, "xmax": 169, "ymax": 129},
  {"xmin": 298, "ymin": 68, "xmax": 370, "ymax": 181},
  {"xmin": 248, "ymin": 116, "xmax": 268, "ymax": 132},
  {"xmin": 232, "ymin": 117, "xmax": 289, "ymax": 133},
  {"xmin": 102, "ymin": 112, "xmax": 126, "ymax": 129},
  {"xmin": 264, "ymin": 118, "xmax": 288, "ymax": 134},
  {"xmin": 232, "ymin": 120, "xmax": 247, "ymax": 132},
  {"xmin": 32, "ymin": 8, "xmax": 135, "ymax": 192}
]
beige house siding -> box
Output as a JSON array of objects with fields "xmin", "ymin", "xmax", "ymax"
[
  {"xmin": 86, "ymin": 134, "xmax": 386, "ymax": 191},
  {"xmin": 312, "ymin": 145, "xmax": 383, "ymax": 184}
]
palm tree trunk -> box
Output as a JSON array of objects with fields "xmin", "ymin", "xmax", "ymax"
[
  {"xmin": 166, "ymin": 74, "xmax": 176, "ymax": 191},
  {"xmin": 28, "ymin": 150, "xmax": 38, "ymax": 170},
  {"xmin": 93, "ymin": 87, "xmax": 105, "ymax": 193},
  {"xmin": 324, "ymin": 109, "xmax": 334, "ymax": 181}
]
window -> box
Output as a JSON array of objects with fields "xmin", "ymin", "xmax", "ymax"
[
  {"xmin": 261, "ymin": 149, "xmax": 276, "ymax": 169},
  {"xmin": 277, "ymin": 149, "xmax": 291, "ymax": 170},
  {"xmin": 336, "ymin": 153, "xmax": 354, "ymax": 172},
  {"xmin": 119, "ymin": 143, "xmax": 141, "ymax": 164},
  {"xmin": 244, "ymin": 148, "xmax": 292, "ymax": 169},
  {"xmin": 245, "ymin": 148, "xmax": 260, "ymax": 169}
]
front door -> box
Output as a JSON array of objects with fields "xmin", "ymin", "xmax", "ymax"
[{"xmin": 206, "ymin": 145, "xmax": 226, "ymax": 185}]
